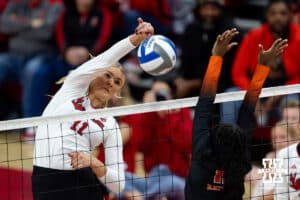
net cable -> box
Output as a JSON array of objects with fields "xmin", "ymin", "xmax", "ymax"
[{"xmin": 0, "ymin": 84, "xmax": 299, "ymax": 131}]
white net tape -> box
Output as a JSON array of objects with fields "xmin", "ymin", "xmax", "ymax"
[{"xmin": 0, "ymin": 84, "xmax": 299, "ymax": 131}]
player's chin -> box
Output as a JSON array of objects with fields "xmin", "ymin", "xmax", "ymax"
[{"xmin": 95, "ymin": 89, "xmax": 113, "ymax": 101}]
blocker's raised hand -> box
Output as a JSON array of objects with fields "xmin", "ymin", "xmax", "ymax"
[
  {"xmin": 212, "ymin": 28, "xmax": 239, "ymax": 57},
  {"xmin": 258, "ymin": 38, "xmax": 288, "ymax": 67}
]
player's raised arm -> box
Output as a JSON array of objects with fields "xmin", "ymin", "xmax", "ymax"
[
  {"xmin": 69, "ymin": 18, "xmax": 153, "ymax": 76},
  {"xmin": 57, "ymin": 18, "xmax": 154, "ymax": 101},
  {"xmin": 191, "ymin": 29, "xmax": 239, "ymax": 158},
  {"xmin": 80, "ymin": 18, "xmax": 152, "ymax": 71},
  {"xmin": 200, "ymin": 28, "xmax": 239, "ymax": 97},
  {"xmin": 237, "ymin": 38, "xmax": 288, "ymax": 131}
]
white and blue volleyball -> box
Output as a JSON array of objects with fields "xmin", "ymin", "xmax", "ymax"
[{"xmin": 137, "ymin": 35, "xmax": 177, "ymax": 76}]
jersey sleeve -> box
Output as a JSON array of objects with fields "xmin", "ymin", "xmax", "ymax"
[
  {"xmin": 67, "ymin": 36, "xmax": 136, "ymax": 80},
  {"xmin": 60, "ymin": 37, "xmax": 136, "ymax": 99},
  {"xmin": 99, "ymin": 120, "xmax": 125, "ymax": 193},
  {"xmin": 200, "ymin": 56, "xmax": 223, "ymax": 96},
  {"xmin": 237, "ymin": 64, "xmax": 270, "ymax": 131},
  {"xmin": 237, "ymin": 64, "xmax": 269, "ymax": 164},
  {"xmin": 192, "ymin": 56, "xmax": 223, "ymax": 160}
]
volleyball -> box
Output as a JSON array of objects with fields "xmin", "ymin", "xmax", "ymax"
[{"xmin": 137, "ymin": 35, "xmax": 177, "ymax": 76}]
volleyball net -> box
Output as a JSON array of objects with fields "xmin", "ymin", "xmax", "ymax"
[{"xmin": 1, "ymin": 84, "xmax": 300, "ymax": 200}]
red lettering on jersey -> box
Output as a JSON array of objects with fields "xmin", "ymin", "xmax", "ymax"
[
  {"xmin": 72, "ymin": 97, "xmax": 85, "ymax": 111},
  {"xmin": 92, "ymin": 119, "xmax": 104, "ymax": 130},
  {"xmin": 70, "ymin": 97, "xmax": 105, "ymax": 135},
  {"xmin": 70, "ymin": 97, "xmax": 88, "ymax": 135},
  {"xmin": 70, "ymin": 120, "xmax": 81, "ymax": 131},
  {"xmin": 213, "ymin": 170, "xmax": 224, "ymax": 184},
  {"xmin": 207, "ymin": 184, "xmax": 223, "ymax": 191},
  {"xmin": 290, "ymin": 172, "xmax": 300, "ymax": 191},
  {"xmin": 77, "ymin": 122, "xmax": 88, "ymax": 135},
  {"xmin": 70, "ymin": 121, "xmax": 88, "ymax": 136}
]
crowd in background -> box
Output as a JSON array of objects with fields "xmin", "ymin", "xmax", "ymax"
[
  {"xmin": 1, "ymin": 0, "xmax": 300, "ymax": 119},
  {"xmin": 1, "ymin": 0, "xmax": 300, "ymax": 199}
]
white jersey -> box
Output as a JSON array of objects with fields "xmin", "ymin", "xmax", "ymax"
[
  {"xmin": 274, "ymin": 143, "xmax": 300, "ymax": 200},
  {"xmin": 33, "ymin": 37, "xmax": 136, "ymax": 193}
]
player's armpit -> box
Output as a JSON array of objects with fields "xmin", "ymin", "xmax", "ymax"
[
  {"xmin": 200, "ymin": 56, "xmax": 223, "ymax": 96},
  {"xmin": 244, "ymin": 64, "xmax": 270, "ymax": 105}
]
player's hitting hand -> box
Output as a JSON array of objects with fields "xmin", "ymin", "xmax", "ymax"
[
  {"xmin": 130, "ymin": 18, "xmax": 154, "ymax": 46},
  {"xmin": 258, "ymin": 38, "xmax": 288, "ymax": 67},
  {"xmin": 212, "ymin": 28, "xmax": 239, "ymax": 57},
  {"xmin": 135, "ymin": 17, "xmax": 154, "ymax": 37}
]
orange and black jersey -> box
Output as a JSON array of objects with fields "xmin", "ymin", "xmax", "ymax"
[{"xmin": 185, "ymin": 56, "xmax": 270, "ymax": 200}]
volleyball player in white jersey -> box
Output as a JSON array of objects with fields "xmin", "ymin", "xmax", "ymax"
[
  {"xmin": 274, "ymin": 142, "xmax": 300, "ymax": 199},
  {"xmin": 32, "ymin": 18, "xmax": 154, "ymax": 200}
]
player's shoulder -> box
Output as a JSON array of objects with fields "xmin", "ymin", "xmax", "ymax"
[{"xmin": 103, "ymin": 116, "xmax": 119, "ymax": 128}]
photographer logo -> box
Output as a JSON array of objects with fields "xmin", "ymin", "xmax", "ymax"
[{"xmin": 258, "ymin": 158, "xmax": 288, "ymax": 184}]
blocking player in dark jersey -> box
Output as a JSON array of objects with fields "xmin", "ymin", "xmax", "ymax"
[{"xmin": 184, "ymin": 28, "xmax": 288, "ymax": 200}]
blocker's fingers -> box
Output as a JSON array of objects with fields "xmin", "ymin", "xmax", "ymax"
[
  {"xmin": 274, "ymin": 43, "xmax": 287, "ymax": 56},
  {"xmin": 225, "ymin": 30, "xmax": 236, "ymax": 43},
  {"xmin": 226, "ymin": 31, "xmax": 237, "ymax": 42},
  {"xmin": 219, "ymin": 30, "xmax": 228, "ymax": 41},
  {"xmin": 222, "ymin": 30, "xmax": 230, "ymax": 40},
  {"xmin": 278, "ymin": 39, "xmax": 288, "ymax": 49},
  {"xmin": 227, "ymin": 42, "xmax": 238, "ymax": 50},
  {"xmin": 272, "ymin": 38, "xmax": 283, "ymax": 49},
  {"xmin": 277, "ymin": 43, "xmax": 287, "ymax": 52},
  {"xmin": 275, "ymin": 49, "xmax": 284, "ymax": 56},
  {"xmin": 278, "ymin": 43, "xmax": 288, "ymax": 52},
  {"xmin": 230, "ymin": 29, "xmax": 239, "ymax": 37},
  {"xmin": 230, "ymin": 27, "xmax": 237, "ymax": 32},
  {"xmin": 219, "ymin": 33, "xmax": 225, "ymax": 41},
  {"xmin": 276, "ymin": 50, "xmax": 284, "ymax": 56}
]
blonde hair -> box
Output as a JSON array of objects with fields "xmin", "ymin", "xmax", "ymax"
[{"xmin": 111, "ymin": 82, "xmax": 135, "ymax": 107}]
